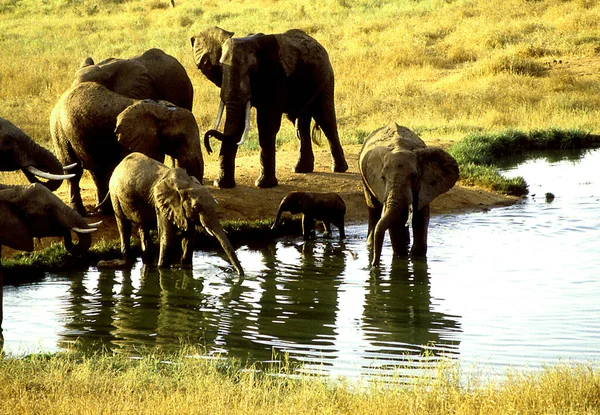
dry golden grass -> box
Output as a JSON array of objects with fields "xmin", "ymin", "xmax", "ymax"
[{"xmin": 0, "ymin": 351, "xmax": 599, "ymax": 415}]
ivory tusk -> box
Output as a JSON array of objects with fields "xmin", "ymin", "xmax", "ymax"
[
  {"xmin": 237, "ymin": 101, "xmax": 252, "ymax": 145},
  {"xmin": 213, "ymin": 100, "xmax": 225, "ymax": 130},
  {"xmin": 87, "ymin": 221, "xmax": 103, "ymax": 227},
  {"xmin": 26, "ymin": 166, "xmax": 75, "ymax": 180},
  {"xmin": 72, "ymin": 227, "xmax": 98, "ymax": 234},
  {"xmin": 63, "ymin": 162, "xmax": 78, "ymax": 171},
  {"xmin": 405, "ymin": 204, "xmax": 413, "ymax": 227}
]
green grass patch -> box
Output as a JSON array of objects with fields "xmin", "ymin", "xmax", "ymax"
[{"xmin": 450, "ymin": 129, "xmax": 600, "ymax": 196}]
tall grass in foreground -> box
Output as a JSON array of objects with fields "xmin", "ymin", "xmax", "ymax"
[{"xmin": 0, "ymin": 350, "xmax": 599, "ymax": 415}]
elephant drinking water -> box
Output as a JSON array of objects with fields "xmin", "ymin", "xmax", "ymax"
[{"xmin": 359, "ymin": 123, "xmax": 459, "ymax": 265}]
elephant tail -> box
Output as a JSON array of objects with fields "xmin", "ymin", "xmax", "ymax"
[{"xmin": 94, "ymin": 191, "xmax": 111, "ymax": 212}]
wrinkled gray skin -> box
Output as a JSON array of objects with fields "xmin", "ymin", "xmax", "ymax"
[
  {"xmin": 51, "ymin": 82, "xmax": 203, "ymax": 215},
  {"xmin": 272, "ymin": 191, "xmax": 346, "ymax": 240},
  {"xmin": 359, "ymin": 123, "xmax": 459, "ymax": 265},
  {"xmin": 193, "ymin": 27, "xmax": 348, "ymax": 189},
  {"xmin": 73, "ymin": 48, "xmax": 194, "ymax": 111},
  {"xmin": 0, "ymin": 117, "xmax": 74, "ymax": 191},
  {"xmin": 109, "ymin": 153, "xmax": 243, "ymax": 275},
  {"xmin": 0, "ymin": 183, "xmax": 99, "ymax": 330}
]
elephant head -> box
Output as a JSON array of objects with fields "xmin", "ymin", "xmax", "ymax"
[
  {"xmin": 0, "ymin": 117, "xmax": 75, "ymax": 191},
  {"xmin": 153, "ymin": 167, "xmax": 244, "ymax": 276},
  {"xmin": 0, "ymin": 183, "xmax": 100, "ymax": 256},
  {"xmin": 190, "ymin": 26, "xmax": 234, "ymax": 88},
  {"xmin": 360, "ymin": 124, "xmax": 459, "ymax": 265},
  {"xmin": 115, "ymin": 100, "xmax": 204, "ymax": 183},
  {"xmin": 73, "ymin": 48, "xmax": 194, "ymax": 110},
  {"xmin": 272, "ymin": 191, "xmax": 310, "ymax": 228}
]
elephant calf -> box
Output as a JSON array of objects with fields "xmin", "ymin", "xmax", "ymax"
[
  {"xmin": 272, "ymin": 191, "xmax": 346, "ymax": 240},
  {"xmin": 109, "ymin": 152, "xmax": 243, "ymax": 275}
]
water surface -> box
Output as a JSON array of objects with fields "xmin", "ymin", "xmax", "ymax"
[{"xmin": 3, "ymin": 149, "xmax": 600, "ymax": 381}]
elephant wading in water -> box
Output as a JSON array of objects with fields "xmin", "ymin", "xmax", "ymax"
[
  {"xmin": 192, "ymin": 27, "xmax": 349, "ymax": 188},
  {"xmin": 359, "ymin": 123, "xmax": 459, "ymax": 265},
  {"xmin": 0, "ymin": 183, "xmax": 100, "ymax": 331},
  {"xmin": 109, "ymin": 153, "xmax": 244, "ymax": 275},
  {"xmin": 272, "ymin": 191, "xmax": 346, "ymax": 240},
  {"xmin": 73, "ymin": 48, "xmax": 194, "ymax": 110},
  {"xmin": 0, "ymin": 117, "xmax": 75, "ymax": 189},
  {"xmin": 51, "ymin": 82, "xmax": 203, "ymax": 215}
]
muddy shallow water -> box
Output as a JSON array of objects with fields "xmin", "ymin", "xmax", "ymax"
[{"xmin": 3, "ymin": 149, "xmax": 600, "ymax": 381}]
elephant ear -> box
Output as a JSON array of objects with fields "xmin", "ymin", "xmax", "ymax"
[
  {"xmin": 115, "ymin": 101, "xmax": 163, "ymax": 161},
  {"xmin": 416, "ymin": 147, "xmax": 460, "ymax": 210},
  {"xmin": 359, "ymin": 146, "xmax": 390, "ymax": 204},
  {"xmin": 153, "ymin": 169, "xmax": 189, "ymax": 231},
  {"xmin": 0, "ymin": 200, "xmax": 33, "ymax": 251}
]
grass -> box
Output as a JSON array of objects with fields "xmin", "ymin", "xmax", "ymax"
[{"xmin": 0, "ymin": 349, "xmax": 599, "ymax": 415}]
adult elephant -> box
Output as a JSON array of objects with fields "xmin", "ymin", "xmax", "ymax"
[
  {"xmin": 0, "ymin": 183, "xmax": 100, "ymax": 331},
  {"xmin": 73, "ymin": 48, "xmax": 194, "ymax": 111},
  {"xmin": 109, "ymin": 153, "xmax": 244, "ymax": 275},
  {"xmin": 359, "ymin": 123, "xmax": 459, "ymax": 265},
  {"xmin": 0, "ymin": 117, "xmax": 75, "ymax": 190},
  {"xmin": 51, "ymin": 82, "xmax": 204, "ymax": 215},
  {"xmin": 194, "ymin": 27, "xmax": 348, "ymax": 188}
]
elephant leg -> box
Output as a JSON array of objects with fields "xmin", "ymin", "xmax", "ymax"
[
  {"xmin": 157, "ymin": 216, "xmax": 178, "ymax": 267},
  {"xmin": 389, "ymin": 224, "xmax": 410, "ymax": 258},
  {"xmin": 180, "ymin": 228, "xmax": 195, "ymax": 267},
  {"xmin": 322, "ymin": 221, "xmax": 333, "ymax": 238},
  {"xmin": 67, "ymin": 167, "xmax": 86, "ymax": 216},
  {"xmin": 215, "ymin": 141, "xmax": 238, "ymax": 189},
  {"xmin": 301, "ymin": 215, "xmax": 316, "ymax": 240},
  {"xmin": 255, "ymin": 109, "xmax": 281, "ymax": 188},
  {"xmin": 138, "ymin": 227, "xmax": 153, "ymax": 264},
  {"xmin": 293, "ymin": 116, "xmax": 314, "ymax": 173},
  {"xmin": 91, "ymin": 170, "xmax": 113, "ymax": 214},
  {"xmin": 333, "ymin": 218, "xmax": 346, "ymax": 240},
  {"xmin": 114, "ymin": 212, "xmax": 133, "ymax": 259},
  {"xmin": 411, "ymin": 205, "xmax": 430, "ymax": 257},
  {"xmin": 367, "ymin": 205, "xmax": 382, "ymax": 249},
  {"xmin": 311, "ymin": 91, "xmax": 348, "ymax": 173}
]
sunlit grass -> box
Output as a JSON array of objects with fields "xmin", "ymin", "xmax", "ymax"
[{"xmin": 0, "ymin": 349, "xmax": 598, "ymax": 415}]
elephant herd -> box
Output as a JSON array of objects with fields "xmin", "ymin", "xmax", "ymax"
[{"xmin": 0, "ymin": 27, "xmax": 462, "ymax": 332}]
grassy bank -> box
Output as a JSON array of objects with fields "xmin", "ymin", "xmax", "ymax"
[{"xmin": 0, "ymin": 350, "xmax": 599, "ymax": 415}]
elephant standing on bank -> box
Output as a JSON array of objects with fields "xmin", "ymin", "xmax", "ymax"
[
  {"xmin": 192, "ymin": 27, "xmax": 348, "ymax": 188},
  {"xmin": 109, "ymin": 153, "xmax": 244, "ymax": 275},
  {"xmin": 0, "ymin": 183, "xmax": 100, "ymax": 331},
  {"xmin": 359, "ymin": 123, "xmax": 459, "ymax": 265},
  {"xmin": 51, "ymin": 82, "xmax": 204, "ymax": 215},
  {"xmin": 272, "ymin": 191, "xmax": 346, "ymax": 240},
  {"xmin": 0, "ymin": 117, "xmax": 75, "ymax": 190},
  {"xmin": 73, "ymin": 48, "xmax": 194, "ymax": 111}
]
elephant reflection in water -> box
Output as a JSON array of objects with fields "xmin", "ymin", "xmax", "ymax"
[
  {"xmin": 362, "ymin": 259, "xmax": 461, "ymax": 363},
  {"xmin": 58, "ymin": 264, "xmax": 246, "ymax": 354}
]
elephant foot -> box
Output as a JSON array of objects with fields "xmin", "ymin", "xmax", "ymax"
[
  {"xmin": 214, "ymin": 176, "xmax": 236, "ymax": 189},
  {"xmin": 410, "ymin": 245, "xmax": 427, "ymax": 258},
  {"xmin": 332, "ymin": 159, "xmax": 349, "ymax": 173},
  {"xmin": 293, "ymin": 157, "xmax": 315, "ymax": 173},
  {"xmin": 255, "ymin": 175, "xmax": 278, "ymax": 188}
]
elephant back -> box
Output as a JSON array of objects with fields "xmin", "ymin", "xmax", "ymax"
[{"xmin": 361, "ymin": 123, "xmax": 426, "ymax": 155}]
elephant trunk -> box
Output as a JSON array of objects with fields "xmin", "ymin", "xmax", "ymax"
[
  {"xmin": 371, "ymin": 192, "xmax": 411, "ymax": 266},
  {"xmin": 20, "ymin": 137, "xmax": 71, "ymax": 192},
  {"xmin": 63, "ymin": 229, "xmax": 93, "ymax": 256},
  {"xmin": 271, "ymin": 203, "xmax": 286, "ymax": 230},
  {"xmin": 203, "ymin": 101, "xmax": 251, "ymax": 154},
  {"xmin": 213, "ymin": 227, "xmax": 244, "ymax": 276}
]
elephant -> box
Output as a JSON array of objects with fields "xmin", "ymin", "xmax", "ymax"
[
  {"xmin": 0, "ymin": 117, "xmax": 75, "ymax": 190},
  {"xmin": 50, "ymin": 82, "xmax": 204, "ymax": 215},
  {"xmin": 271, "ymin": 191, "xmax": 346, "ymax": 240},
  {"xmin": 0, "ymin": 183, "xmax": 100, "ymax": 330},
  {"xmin": 109, "ymin": 152, "xmax": 244, "ymax": 275},
  {"xmin": 73, "ymin": 48, "xmax": 193, "ymax": 111},
  {"xmin": 193, "ymin": 27, "xmax": 349, "ymax": 189},
  {"xmin": 359, "ymin": 123, "xmax": 459, "ymax": 265}
]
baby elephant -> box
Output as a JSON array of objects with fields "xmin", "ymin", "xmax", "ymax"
[
  {"xmin": 272, "ymin": 191, "xmax": 346, "ymax": 240},
  {"xmin": 109, "ymin": 152, "xmax": 244, "ymax": 275}
]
